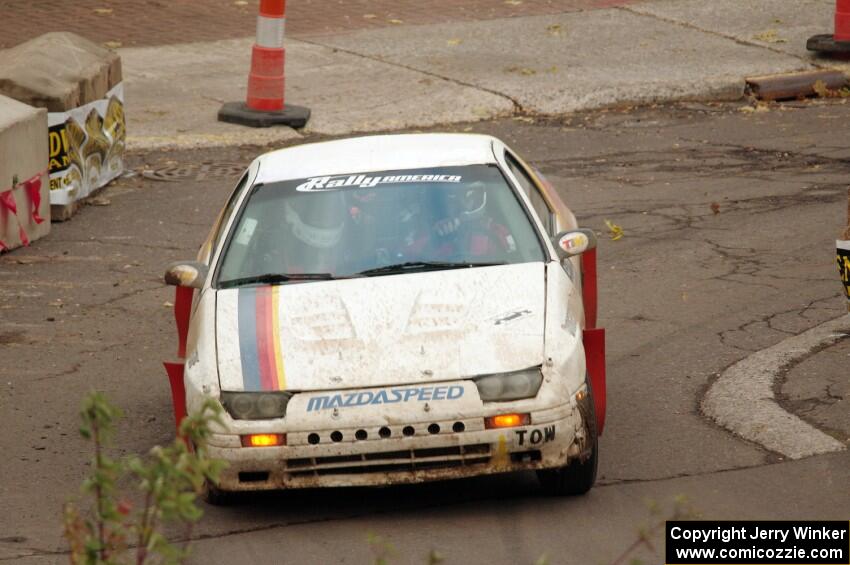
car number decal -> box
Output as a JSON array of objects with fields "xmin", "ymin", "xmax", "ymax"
[{"xmin": 515, "ymin": 426, "xmax": 556, "ymax": 446}]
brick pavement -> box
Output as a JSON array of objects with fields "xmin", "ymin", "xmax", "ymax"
[{"xmin": 0, "ymin": 0, "xmax": 639, "ymax": 49}]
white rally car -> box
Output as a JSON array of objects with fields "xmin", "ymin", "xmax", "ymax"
[{"xmin": 163, "ymin": 134, "xmax": 606, "ymax": 503}]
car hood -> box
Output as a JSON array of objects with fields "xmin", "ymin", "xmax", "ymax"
[{"xmin": 215, "ymin": 263, "xmax": 545, "ymax": 392}]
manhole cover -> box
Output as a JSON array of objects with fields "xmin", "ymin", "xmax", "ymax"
[{"xmin": 141, "ymin": 162, "xmax": 245, "ymax": 182}]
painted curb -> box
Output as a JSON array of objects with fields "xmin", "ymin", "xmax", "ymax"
[{"xmin": 702, "ymin": 315, "xmax": 849, "ymax": 459}]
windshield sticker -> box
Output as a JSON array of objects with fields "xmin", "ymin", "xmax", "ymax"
[
  {"xmin": 306, "ymin": 385, "xmax": 464, "ymax": 412},
  {"xmin": 234, "ymin": 217, "xmax": 257, "ymax": 245},
  {"xmin": 296, "ymin": 174, "xmax": 462, "ymax": 192}
]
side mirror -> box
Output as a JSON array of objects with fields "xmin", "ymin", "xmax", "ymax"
[
  {"xmin": 164, "ymin": 261, "xmax": 208, "ymax": 289},
  {"xmin": 553, "ymin": 229, "xmax": 597, "ymax": 259}
]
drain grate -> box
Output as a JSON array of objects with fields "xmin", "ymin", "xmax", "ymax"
[{"xmin": 141, "ymin": 162, "xmax": 245, "ymax": 182}]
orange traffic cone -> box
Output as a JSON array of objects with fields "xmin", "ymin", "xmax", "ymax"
[
  {"xmin": 808, "ymin": 0, "xmax": 850, "ymax": 56},
  {"xmin": 219, "ymin": 0, "xmax": 310, "ymax": 127}
]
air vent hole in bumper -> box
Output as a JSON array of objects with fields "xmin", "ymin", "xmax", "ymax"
[
  {"xmin": 238, "ymin": 471, "xmax": 270, "ymax": 483},
  {"xmin": 510, "ymin": 450, "xmax": 542, "ymax": 463},
  {"xmin": 299, "ymin": 420, "xmax": 475, "ymax": 445},
  {"xmin": 286, "ymin": 444, "xmax": 492, "ymax": 477}
]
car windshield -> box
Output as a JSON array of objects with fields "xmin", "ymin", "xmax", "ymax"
[{"xmin": 215, "ymin": 165, "xmax": 545, "ymax": 287}]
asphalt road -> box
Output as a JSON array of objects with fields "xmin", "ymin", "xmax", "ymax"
[{"xmin": 1, "ymin": 99, "xmax": 848, "ymax": 564}]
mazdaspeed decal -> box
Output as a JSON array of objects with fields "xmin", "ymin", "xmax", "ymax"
[
  {"xmin": 296, "ymin": 174, "xmax": 462, "ymax": 192},
  {"xmin": 306, "ymin": 385, "xmax": 464, "ymax": 412},
  {"xmin": 238, "ymin": 287, "xmax": 286, "ymax": 391}
]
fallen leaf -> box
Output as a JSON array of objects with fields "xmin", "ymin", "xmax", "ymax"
[
  {"xmin": 546, "ymin": 24, "xmax": 563, "ymax": 36},
  {"xmin": 504, "ymin": 0, "xmax": 523, "ymax": 5},
  {"xmin": 89, "ymin": 197, "xmax": 111, "ymax": 206},
  {"xmin": 163, "ymin": 301, "xmax": 174, "ymax": 308},
  {"xmin": 813, "ymin": 79, "xmax": 830, "ymax": 98},
  {"xmin": 505, "ymin": 66, "xmax": 537, "ymax": 76},
  {"xmin": 363, "ymin": 13, "xmax": 377, "ymax": 19},
  {"xmin": 233, "ymin": 0, "xmax": 248, "ymax": 5},
  {"xmin": 710, "ymin": 202, "xmax": 721, "ymax": 215},
  {"xmin": 103, "ymin": 40, "xmax": 122, "ymax": 49},
  {"xmin": 812, "ymin": 79, "xmax": 850, "ymax": 99},
  {"xmin": 604, "ymin": 219, "xmax": 624, "ymax": 241},
  {"xmin": 388, "ymin": 18, "xmax": 403, "ymax": 24},
  {"xmin": 447, "ymin": 38, "xmax": 463, "ymax": 46},
  {"xmin": 93, "ymin": 7, "xmax": 113, "ymax": 14},
  {"xmin": 753, "ymin": 29, "xmax": 786, "ymax": 43}
]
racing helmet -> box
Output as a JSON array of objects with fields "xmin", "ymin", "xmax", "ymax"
[
  {"xmin": 449, "ymin": 180, "xmax": 488, "ymax": 222},
  {"xmin": 283, "ymin": 192, "xmax": 345, "ymax": 249}
]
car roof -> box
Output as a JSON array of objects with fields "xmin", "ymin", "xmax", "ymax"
[{"xmin": 254, "ymin": 133, "xmax": 499, "ymax": 184}]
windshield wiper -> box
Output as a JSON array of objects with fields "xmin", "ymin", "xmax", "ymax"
[
  {"xmin": 218, "ymin": 272, "xmax": 338, "ymax": 289},
  {"xmin": 357, "ymin": 261, "xmax": 506, "ymax": 277}
]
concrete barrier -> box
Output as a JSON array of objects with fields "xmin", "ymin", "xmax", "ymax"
[
  {"xmin": 0, "ymin": 95, "xmax": 49, "ymax": 252},
  {"xmin": 0, "ymin": 32, "xmax": 125, "ymax": 222}
]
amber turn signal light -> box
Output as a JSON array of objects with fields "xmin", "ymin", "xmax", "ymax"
[
  {"xmin": 241, "ymin": 433, "xmax": 286, "ymax": 447},
  {"xmin": 484, "ymin": 413, "xmax": 530, "ymax": 429}
]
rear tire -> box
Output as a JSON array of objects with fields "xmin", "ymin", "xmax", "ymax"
[{"xmin": 537, "ymin": 379, "xmax": 598, "ymax": 496}]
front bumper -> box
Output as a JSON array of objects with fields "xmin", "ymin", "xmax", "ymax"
[{"xmin": 207, "ymin": 403, "xmax": 583, "ymax": 491}]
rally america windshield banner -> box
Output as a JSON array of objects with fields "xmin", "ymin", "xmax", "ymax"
[
  {"xmin": 47, "ymin": 83, "xmax": 126, "ymax": 206},
  {"xmin": 296, "ymin": 173, "xmax": 463, "ymax": 191}
]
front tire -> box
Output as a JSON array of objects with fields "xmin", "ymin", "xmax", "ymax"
[
  {"xmin": 191, "ymin": 439, "xmax": 237, "ymax": 506},
  {"xmin": 537, "ymin": 380, "xmax": 598, "ymax": 496},
  {"xmin": 201, "ymin": 478, "xmax": 236, "ymax": 506}
]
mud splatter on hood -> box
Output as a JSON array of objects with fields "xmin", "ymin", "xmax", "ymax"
[{"xmin": 215, "ymin": 262, "xmax": 546, "ymax": 391}]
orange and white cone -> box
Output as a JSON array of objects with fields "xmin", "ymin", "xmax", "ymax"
[
  {"xmin": 219, "ymin": 0, "xmax": 310, "ymax": 128},
  {"xmin": 808, "ymin": 0, "xmax": 850, "ymax": 56}
]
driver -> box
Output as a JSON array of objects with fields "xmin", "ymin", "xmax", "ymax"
[{"xmin": 404, "ymin": 181, "xmax": 517, "ymax": 260}]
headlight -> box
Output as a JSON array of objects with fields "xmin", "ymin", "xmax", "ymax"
[
  {"xmin": 473, "ymin": 367, "xmax": 543, "ymax": 401},
  {"xmin": 220, "ymin": 391, "xmax": 292, "ymax": 420}
]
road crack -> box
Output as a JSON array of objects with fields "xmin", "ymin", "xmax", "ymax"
[
  {"xmin": 291, "ymin": 37, "xmax": 524, "ymax": 114},
  {"xmin": 615, "ymin": 5, "xmax": 819, "ymax": 70}
]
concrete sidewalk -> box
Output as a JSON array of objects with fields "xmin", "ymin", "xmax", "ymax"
[{"xmin": 119, "ymin": 0, "xmax": 846, "ymax": 150}]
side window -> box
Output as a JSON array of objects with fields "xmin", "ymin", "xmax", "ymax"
[
  {"xmin": 211, "ymin": 173, "xmax": 250, "ymax": 255},
  {"xmin": 505, "ymin": 153, "xmax": 555, "ymax": 236}
]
